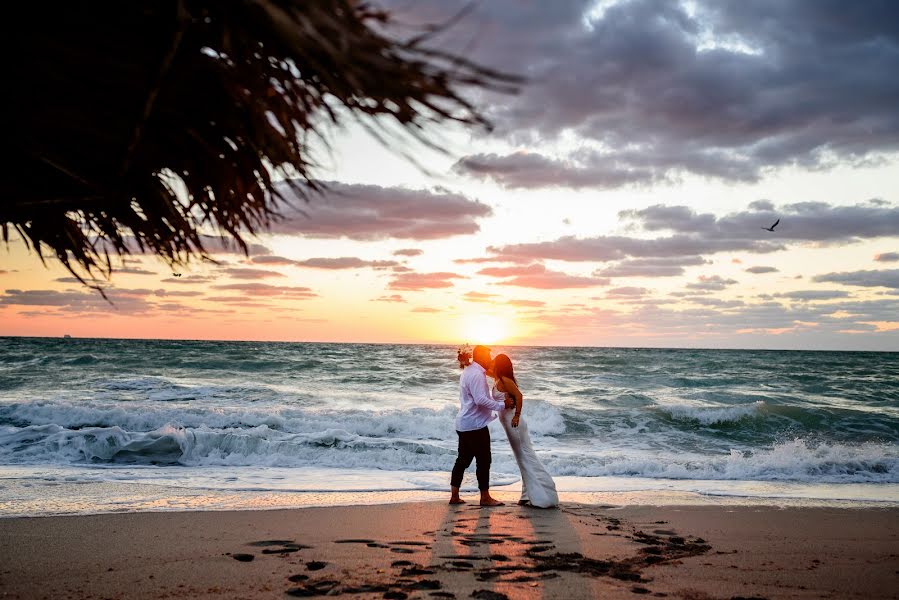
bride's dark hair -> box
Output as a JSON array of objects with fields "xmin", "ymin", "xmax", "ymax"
[{"xmin": 493, "ymin": 353, "xmax": 516, "ymax": 383}]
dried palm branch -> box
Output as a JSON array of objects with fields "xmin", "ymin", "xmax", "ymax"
[{"xmin": 5, "ymin": 0, "xmax": 517, "ymax": 285}]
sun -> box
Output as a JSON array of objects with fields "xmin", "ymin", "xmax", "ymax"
[{"xmin": 460, "ymin": 314, "xmax": 509, "ymax": 345}]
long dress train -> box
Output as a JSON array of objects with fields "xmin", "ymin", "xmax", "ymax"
[{"xmin": 493, "ymin": 385, "xmax": 559, "ymax": 508}]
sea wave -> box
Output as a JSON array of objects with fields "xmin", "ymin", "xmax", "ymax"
[
  {"xmin": 542, "ymin": 438, "xmax": 899, "ymax": 483},
  {"xmin": 660, "ymin": 401, "xmax": 766, "ymax": 425},
  {"xmin": 2, "ymin": 418, "xmax": 896, "ymax": 484}
]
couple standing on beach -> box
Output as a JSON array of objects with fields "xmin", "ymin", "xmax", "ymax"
[{"xmin": 449, "ymin": 344, "xmax": 559, "ymax": 508}]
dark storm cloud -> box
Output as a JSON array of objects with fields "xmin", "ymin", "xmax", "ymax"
[
  {"xmin": 875, "ymin": 252, "xmax": 899, "ymax": 262},
  {"xmin": 416, "ymin": 0, "xmax": 899, "ymax": 187},
  {"xmin": 813, "ymin": 269, "xmax": 899, "ymax": 290},
  {"xmin": 271, "ymin": 181, "xmax": 491, "ymax": 241}
]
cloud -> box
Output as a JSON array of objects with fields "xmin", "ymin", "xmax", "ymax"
[
  {"xmin": 507, "ymin": 299, "xmax": 546, "ymax": 307},
  {"xmin": 686, "ymin": 297, "xmax": 746, "ymax": 308},
  {"xmin": 478, "ymin": 263, "xmax": 609, "ymax": 289},
  {"xmin": 745, "ymin": 266, "xmax": 779, "ymax": 274},
  {"xmin": 210, "ymin": 283, "xmax": 317, "ymax": 298},
  {"xmin": 203, "ymin": 296, "xmax": 271, "ymax": 308},
  {"xmin": 489, "ymin": 234, "xmax": 779, "ymax": 263},
  {"xmin": 454, "ymin": 256, "xmax": 533, "ymax": 265},
  {"xmin": 271, "ymin": 181, "xmax": 492, "ymax": 240},
  {"xmin": 605, "ymin": 286, "xmax": 650, "ymax": 297},
  {"xmin": 813, "ymin": 269, "xmax": 899, "ymax": 290},
  {"xmin": 686, "ymin": 275, "xmax": 738, "ymax": 291},
  {"xmin": 0, "ymin": 287, "xmax": 210, "ymax": 315},
  {"xmin": 152, "ymin": 290, "xmax": 204, "ymax": 297},
  {"xmin": 412, "ymin": 307, "xmax": 442, "ymax": 313},
  {"xmin": 373, "ymin": 294, "xmax": 407, "ymax": 303},
  {"xmin": 250, "ymin": 256, "xmax": 300, "ymax": 266},
  {"xmin": 623, "ymin": 201, "xmax": 899, "ymax": 244},
  {"xmin": 293, "ymin": 257, "xmax": 399, "ymax": 270},
  {"xmin": 487, "ymin": 200, "xmax": 899, "ymax": 266},
  {"xmin": 875, "ymin": 252, "xmax": 899, "ymax": 263},
  {"xmin": 594, "ymin": 256, "xmax": 708, "ymax": 277},
  {"xmin": 112, "ymin": 235, "xmax": 270, "ymax": 257},
  {"xmin": 161, "ymin": 275, "xmax": 217, "ymax": 284},
  {"xmin": 435, "ymin": 0, "xmax": 899, "ymax": 186},
  {"xmin": 393, "ymin": 249, "xmax": 423, "ymax": 257},
  {"xmin": 463, "ymin": 291, "xmax": 497, "ymax": 302},
  {"xmin": 223, "ymin": 268, "xmax": 286, "ymax": 279},
  {"xmin": 388, "ymin": 272, "xmax": 465, "ymax": 291},
  {"xmin": 116, "ymin": 266, "xmax": 157, "ymax": 275},
  {"xmin": 453, "ymin": 151, "xmax": 658, "ymax": 189},
  {"xmin": 776, "ymin": 290, "xmax": 851, "ymax": 301}
]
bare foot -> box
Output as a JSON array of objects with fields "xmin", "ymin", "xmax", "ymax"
[
  {"xmin": 449, "ymin": 498, "xmax": 465, "ymax": 505},
  {"xmin": 479, "ymin": 497, "xmax": 505, "ymax": 507}
]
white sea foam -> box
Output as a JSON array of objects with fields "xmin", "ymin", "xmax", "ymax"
[
  {"xmin": 539, "ymin": 438, "xmax": 899, "ymax": 483},
  {"xmin": 661, "ymin": 401, "xmax": 766, "ymax": 425}
]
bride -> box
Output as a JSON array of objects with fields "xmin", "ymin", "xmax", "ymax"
[{"xmin": 489, "ymin": 353, "xmax": 559, "ymax": 508}]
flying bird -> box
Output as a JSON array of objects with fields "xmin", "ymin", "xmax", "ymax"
[
  {"xmin": 172, "ymin": 273, "xmax": 182, "ymax": 277},
  {"xmin": 761, "ymin": 218, "xmax": 780, "ymax": 232}
]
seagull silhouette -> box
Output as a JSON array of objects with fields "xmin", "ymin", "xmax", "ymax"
[
  {"xmin": 761, "ymin": 218, "xmax": 780, "ymax": 232},
  {"xmin": 172, "ymin": 273, "xmax": 182, "ymax": 277}
]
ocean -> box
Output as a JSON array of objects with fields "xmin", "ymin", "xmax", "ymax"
[{"xmin": 1, "ymin": 337, "xmax": 897, "ymax": 515}]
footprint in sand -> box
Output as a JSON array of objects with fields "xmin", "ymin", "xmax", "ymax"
[
  {"xmin": 471, "ymin": 590, "xmax": 509, "ymax": 600},
  {"xmin": 231, "ymin": 553, "xmax": 254, "ymax": 562}
]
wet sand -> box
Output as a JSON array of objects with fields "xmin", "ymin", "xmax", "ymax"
[{"xmin": 0, "ymin": 501, "xmax": 897, "ymax": 599}]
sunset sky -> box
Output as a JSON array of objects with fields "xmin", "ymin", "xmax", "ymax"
[{"xmin": 3, "ymin": 0, "xmax": 899, "ymax": 350}]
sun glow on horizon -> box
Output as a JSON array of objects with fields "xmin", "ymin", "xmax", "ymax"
[{"xmin": 459, "ymin": 314, "xmax": 510, "ymax": 345}]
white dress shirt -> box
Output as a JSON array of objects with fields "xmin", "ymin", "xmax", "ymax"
[{"xmin": 456, "ymin": 362, "xmax": 506, "ymax": 432}]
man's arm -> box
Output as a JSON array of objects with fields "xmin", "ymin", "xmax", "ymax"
[{"xmin": 469, "ymin": 371, "xmax": 506, "ymax": 411}]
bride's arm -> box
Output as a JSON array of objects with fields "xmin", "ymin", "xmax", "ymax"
[{"xmin": 501, "ymin": 376, "xmax": 523, "ymax": 427}]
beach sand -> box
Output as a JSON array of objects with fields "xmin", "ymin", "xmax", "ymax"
[{"xmin": 1, "ymin": 499, "xmax": 897, "ymax": 599}]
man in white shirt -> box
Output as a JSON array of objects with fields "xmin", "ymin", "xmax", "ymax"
[{"xmin": 450, "ymin": 345, "xmax": 514, "ymax": 506}]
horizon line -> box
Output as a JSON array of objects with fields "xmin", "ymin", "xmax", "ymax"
[{"xmin": 0, "ymin": 334, "xmax": 895, "ymax": 354}]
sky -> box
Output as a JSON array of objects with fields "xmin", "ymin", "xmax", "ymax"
[{"xmin": 3, "ymin": 0, "xmax": 899, "ymax": 350}]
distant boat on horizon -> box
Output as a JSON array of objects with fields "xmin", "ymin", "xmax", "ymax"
[{"xmin": 63, "ymin": 334, "xmax": 72, "ymax": 339}]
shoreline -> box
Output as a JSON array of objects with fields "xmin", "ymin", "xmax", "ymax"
[
  {"xmin": 2, "ymin": 479, "xmax": 899, "ymax": 519},
  {"xmin": 1, "ymin": 500, "xmax": 896, "ymax": 599}
]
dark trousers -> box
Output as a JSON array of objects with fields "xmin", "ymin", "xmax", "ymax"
[{"xmin": 450, "ymin": 426, "xmax": 491, "ymax": 491}]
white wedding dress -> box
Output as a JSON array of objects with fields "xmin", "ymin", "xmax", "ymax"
[{"xmin": 493, "ymin": 384, "xmax": 559, "ymax": 508}]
